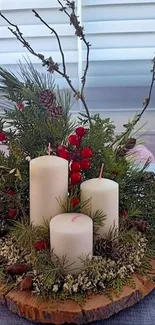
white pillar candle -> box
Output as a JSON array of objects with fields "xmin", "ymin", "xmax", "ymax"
[
  {"xmin": 50, "ymin": 213, "xmax": 93, "ymax": 273},
  {"xmin": 30, "ymin": 155, "xmax": 68, "ymax": 226},
  {"xmin": 80, "ymin": 178, "xmax": 119, "ymax": 236}
]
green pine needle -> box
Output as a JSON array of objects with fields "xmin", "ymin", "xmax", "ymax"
[
  {"xmin": 10, "ymin": 217, "xmax": 35, "ymax": 251},
  {"xmin": 10, "ymin": 217, "xmax": 50, "ymax": 251},
  {"xmin": 90, "ymin": 210, "xmax": 106, "ymax": 236}
]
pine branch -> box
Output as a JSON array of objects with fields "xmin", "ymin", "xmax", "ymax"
[
  {"xmin": 18, "ymin": 58, "xmax": 55, "ymax": 91},
  {"xmin": 0, "ymin": 10, "xmax": 92, "ymax": 125},
  {"xmin": 111, "ymin": 56, "xmax": 155, "ymax": 148},
  {"xmin": 90, "ymin": 210, "xmax": 106, "ymax": 236}
]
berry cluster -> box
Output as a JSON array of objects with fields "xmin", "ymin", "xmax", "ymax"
[
  {"xmin": 0, "ymin": 130, "xmax": 7, "ymax": 142},
  {"xmin": 56, "ymin": 126, "xmax": 92, "ymax": 185}
]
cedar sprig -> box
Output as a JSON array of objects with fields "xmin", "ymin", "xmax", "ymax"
[{"xmin": 112, "ymin": 276, "xmax": 136, "ymax": 297}]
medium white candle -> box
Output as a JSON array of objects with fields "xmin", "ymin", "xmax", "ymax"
[
  {"xmin": 50, "ymin": 213, "xmax": 93, "ymax": 273},
  {"xmin": 30, "ymin": 155, "xmax": 68, "ymax": 226},
  {"xmin": 80, "ymin": 178, "xmax": 119, "ymax": 236}
]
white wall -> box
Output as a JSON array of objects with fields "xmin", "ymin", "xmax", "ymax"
[{"xmin": 0, "ymin": 0, "xmax": 155, "ymax": 146}]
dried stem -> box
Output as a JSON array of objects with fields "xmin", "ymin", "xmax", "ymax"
[
  {"xmin": 58, "ymin": 0, "xmax": 91, "ymax": 95},
  {"xmin": 0, "ymin": 7, "xmax": 92, "ymax": 125},
  {"xmin": 32, "ymin": 9, "xmax": 66, "ymax": 75},
  {"xmin": 111, "ymin": 56, "xmax": 155, "ymax": 148}
]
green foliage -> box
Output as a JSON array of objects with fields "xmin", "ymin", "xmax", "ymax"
[
  {"xmin": 0, "ymin": 67, "xmax": 23, "ymax": 104},
  {"xmin": 56, "ymin": 87, "xmax": 77, "ymax": 142},
  {"xmin": 11, "ymin": 218, "xmax": 50, "ymax": 251},
  {"xmin": 18, "ymin": 58, "xmax": 55, "ymax": 91},
  {"xmin": 0, "ymin": 58, "xmax": 55, "ymax": 106},
  {"xmin": 112, "ymin": 276, "xmax": 136, "ymax": 297},
  {"xmin": 119, "ymin": 163, "xmax": 155, "ymax": 227},
  {"xmin": 10, "ymin": 218, "xmax": 35, "ymax": 251},
  {"xmin": 90, "ymin": 210, "xmax": 106, "ymax": 237},
  {"xmin": 30, "ymin": 228, "xmax": 152, "ymax": 299},
  {"xmin": 0, "ymin": 223, "xmax": 153, "ymax": 300},
  {"xmin": 81, "ymin": 114, "xmax": 115, "ymax": 149},
  {"xmin": 0, "ymin": 60, "xmax": 75, "ymax": 158},
  {"xmin": 112, "ymin": 277, "xmax": 127, "ymax": 297},
  {"xmin": 0, "ymin": 153, "xmax": 28, "ymax": 226},
  {"xmin": 34, "ymin": 250, "xmax": 70, "ymax": 282},
  {"xmin": 78, "ymin": 113, "xmax": 130, "ymax": 182}
]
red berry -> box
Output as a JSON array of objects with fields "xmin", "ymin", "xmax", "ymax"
[
  {"xmin": 0, "ymin": 131, "xmax": 7, "ymax": 142},
  {"xmin": 68, "ymin": 134, "xmax": 79, "ymax": 146},
  {"xmin": 17, "ymin": 102, "xmax": 24, "ymax": 110},
  {"xmin": 8, "ymin": 209, "xmax": 16, "ymax": 219},
  {"xmin": 81, "ymin": 159, "xmax": 91, "ymax": 170},
  {"xmin": 34, "ymin": 241, "xmax": 48, "ymax": 251},
  {"xmin": 7, "ymin": 189, "xmax": 15, "ymax": 196},
  {"xmin": 113, "ymin": 169, "xmax": 119, "ymax": 175},
  {"xmin": 81, "ymin": 147, "xmax": 93, "ymax": 159},
  {"xmin": 120, "ymin": 210, "xmax": 128, "ymax": 218},
  {"xmin": 56, "ymin": 145, "xmax": 68, "ymax": 155},
  {"xmin": 70, "ymin": 198, "xmax": 80, "ymax": 208},
  {"xmin": 75, "ymin": 126, "xmax": 87, "ymax": 138},
  {"xmin": 70, "ymin": 172, "xmax": 82, "ymax": 184},
  {"xmin": 58, "ymin": 149, "xmax": 69, "ymax": 160},
  {"xmin": 71, "ymin": 161, "xmax": 81, "ymax": 173}
]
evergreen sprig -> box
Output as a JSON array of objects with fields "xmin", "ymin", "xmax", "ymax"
[{"xmin": 11, "ymin": 218, "xmax": 50, "ymax": 251}]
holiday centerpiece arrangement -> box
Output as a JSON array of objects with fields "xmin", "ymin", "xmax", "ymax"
[{"xmin": 0, "ymin": 1, "xmax": 155, "ymax": 324}]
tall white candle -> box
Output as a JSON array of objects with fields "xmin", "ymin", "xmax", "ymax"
[
  {"xmin": 80, "ymin": 178, "xmax": 119, "ymax": 236},
  {"xmin": 30, "ymin": 155, "xmax": 68, "ymax": 226},
  {"xmin": 50, "ymin": 213, "xmax": 93, "ymax": 273}
]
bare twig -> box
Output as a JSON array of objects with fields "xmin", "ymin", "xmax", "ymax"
[
  {"xmin": 0, "ymin": 12, "xmax": 42, "ymax": 59},
  {"xmin": 0, "ymin": 8, "xmax": 92, "ymax": 125},
  {"xmin": 58, "ymin": 0, "xmax": 91, "ymax": 95},
  {"xmin": 32, "ymin": 9, "xmax": 66, "ymax": 75},
  {"xmin": 111, "ymin": 56, "xmax": 155, "ymax": 148}
]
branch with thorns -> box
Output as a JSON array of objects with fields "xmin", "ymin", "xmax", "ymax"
[{"xmin": 0, "ymin": 1, "xmax": 92, "ymax": 125}]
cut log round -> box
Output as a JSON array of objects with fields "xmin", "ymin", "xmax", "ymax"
[{"xmin": 0, "ymin": 260, "xmax": 155, "ymax": 324}]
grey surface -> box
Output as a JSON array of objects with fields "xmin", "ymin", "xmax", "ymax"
[{"xmin": 0, "ymin": 289, "xmax": 155, "ymax": 325}]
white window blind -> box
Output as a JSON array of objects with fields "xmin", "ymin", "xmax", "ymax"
[
  {"xmin": 82, "ymin": 0, "xmax": 155, "ymax": 131},
  {"xmin": 0, "ymin": 0, "xmax": 155, "ymax": 131}
]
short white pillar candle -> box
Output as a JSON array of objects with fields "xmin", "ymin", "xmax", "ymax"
[
  {"xmin": 30, "ymin": 155, "xmax": 68, "ymax": 226},
  {"xmin": 80, "ymin": 178, "xmax": 119, "ymax": 236},
  {"xmin": 50, "ymin": 213, "xmax": 93, "ymax": 273}
]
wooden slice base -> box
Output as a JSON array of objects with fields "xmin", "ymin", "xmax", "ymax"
[{"xmin": 1, "ymin": 260, "xmax": 155, "ymax": 324}]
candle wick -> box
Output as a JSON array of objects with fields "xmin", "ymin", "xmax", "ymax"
[
  {"xmin": 72, "ymin": 214, "xmax": 82, "ymax": 222},
  {"xmin": 48, "ymin": 143, "xmax": 51, "ymax": 156},
  {"xmin": 99, "ymin": 163, "xmax": 104, "ymax": 179}
]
